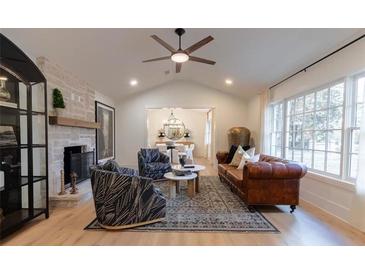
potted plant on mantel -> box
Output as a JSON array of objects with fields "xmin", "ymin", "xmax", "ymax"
[{"xmin": 53, "ymin": 88, "xmax": 65, "ymax": 116}]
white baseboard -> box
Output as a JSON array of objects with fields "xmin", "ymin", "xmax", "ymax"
[{"xmin": 300, "ymin": 188, "xmax": 351, "ymax": 224}]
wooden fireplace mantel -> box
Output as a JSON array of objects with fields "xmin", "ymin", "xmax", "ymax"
[{"xmin": 49, "ymin": 116, "xmax": 101, "ymax": 129}]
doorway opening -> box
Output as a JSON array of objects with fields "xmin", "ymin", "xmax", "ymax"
[{"xmin": 146, "ymin": 107, "xmax": 215, "ymax": 164}]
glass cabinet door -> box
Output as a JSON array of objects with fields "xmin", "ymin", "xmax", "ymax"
[
  {"xmin": 1, "ymin": 75, "xmax": 30, "ymax": 235},
  {"xmin": 31, "ymin": 82, "xmax": 45, "ymax": 113},
  {"xmin": 31, "ymin": 82, "xmax": 47, "ymax": 213},
  {"xmin": 1, "ymin": 33, "xmax": 48, "ymax": 239},
  {"xmin": 0, "ymin": 72, "xmax": 48, "ymax": 237}
]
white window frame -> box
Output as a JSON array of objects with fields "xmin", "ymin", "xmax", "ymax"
[
  {"xmin": 269, "ymin": 101, "xmax": 284, "ymax": 158},
  {"xmin": 284, "ymin": 78, "xmax": 346, "ymax": 179},
  {"xmin": 268, "ymin": 72, "xmax": 365, "ymax": 184},
  {"xmin": 345, "ymin": 72, "xmax": 365, "ymax": 182}
]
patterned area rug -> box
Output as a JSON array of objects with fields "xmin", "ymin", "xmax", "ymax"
[{"xmin": 85, "ymin": 176, "xmax": 279, "ymax": 233}]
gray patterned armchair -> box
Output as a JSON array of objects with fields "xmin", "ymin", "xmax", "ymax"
[
  {"xmin": 90, "ymin": 160, "xmax": 166, "ymax": 229},
  {"xmin": 138, "ymin": 148, "xmax": 171, "ymax": 180}
]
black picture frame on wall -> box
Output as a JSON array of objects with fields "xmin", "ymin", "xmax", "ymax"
[{"xmin": 95, "ymin": 101, "xmax": 115, "ymax": 163}]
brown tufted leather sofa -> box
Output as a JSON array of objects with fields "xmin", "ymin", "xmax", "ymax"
[{"xmin": 216, "ymin": 152, "xmax": 307, "ymax": 213}]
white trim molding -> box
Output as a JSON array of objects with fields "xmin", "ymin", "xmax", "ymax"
[
  {"xmin": 300, "ymin": 172, "xmax": 356, "ymax": 225},
  {"xmin": 306, "ymin": 171, "xmax": 356, "ymax": 192}
]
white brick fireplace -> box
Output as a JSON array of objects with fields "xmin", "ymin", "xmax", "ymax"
[{"xmin": 37, "ymin": 57, "xmax": 106, "ymax": 207}]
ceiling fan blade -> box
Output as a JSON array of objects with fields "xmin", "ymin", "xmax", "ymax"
[
  {"xmin": 185, "ymin": 36, "xmax": 214, "ymax": 54},
  {"xmin": 142, "ymin": 56, "xmax": 171, "ymax": 63},
  {"xmin": 151, "ymin": 35, "xmax": 176, "ymax": 53},
  {"xmin": 189, "ymin": 56, "xmax": 216, "ymax": 65},
  {"xmin": 176, "ymin": 63, "xmax": 182, "ymax": 73}
]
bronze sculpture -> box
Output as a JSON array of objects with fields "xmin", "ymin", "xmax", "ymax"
[
  {"xmin": 227, "ymin": 127, "xmax": 251, "ymax": 149},
  {"xmin": 70, "ymin": 172, "xmax": 79, "ymax": 194}
]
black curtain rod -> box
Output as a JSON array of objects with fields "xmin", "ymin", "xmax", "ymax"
[{"xmin": 269, "ymin": 34, "xmax": 365, "ymax": 90}]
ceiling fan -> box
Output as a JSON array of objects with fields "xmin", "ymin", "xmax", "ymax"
[{"xmin": 142, "ymin": 28, "xmax": 216, "ymax": 73}]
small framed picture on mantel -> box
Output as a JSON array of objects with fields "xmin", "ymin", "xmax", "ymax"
[{"xmin": 95, "ymin": 101, "xmax": 115, "ymax": 163}]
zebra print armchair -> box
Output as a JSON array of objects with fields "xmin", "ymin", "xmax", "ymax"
[{"xmin": 90, "ymin": 164, "xmax": 166, "ymax": 230}]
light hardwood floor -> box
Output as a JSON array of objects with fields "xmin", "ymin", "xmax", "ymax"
[{"xmin": 1, "ymin": 157, "xmax": 365, "ymax": 246}]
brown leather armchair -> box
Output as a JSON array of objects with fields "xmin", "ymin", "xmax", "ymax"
[{"xmin": 217, "ymin": 152, "xmax": 307, "ymax": 213}]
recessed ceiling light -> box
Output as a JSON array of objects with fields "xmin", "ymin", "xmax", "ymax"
[
  {"xmin": 130, "ymin": 79, "xmax": 138, "ymax": 86},
  {"xmin": 225, "ymin": 79, "xmax": 233, "ymax": 85}
]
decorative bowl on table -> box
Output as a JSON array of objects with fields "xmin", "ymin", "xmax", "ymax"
[{"xmin": 172, "ymin": 169, "xmax": 192, "ymax": 176}]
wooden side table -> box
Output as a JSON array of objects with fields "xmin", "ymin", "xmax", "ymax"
[
  {"xmin": 171, "ymin": 164, "xmax": 205, "ymax": 193},
  {"xmin": 163, "ymin": 172, "xmax": 197, "ymax": 199}
]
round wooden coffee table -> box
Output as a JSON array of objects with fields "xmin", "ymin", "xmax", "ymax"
[
  {"xmin": 171, "ymin": 164, "xmax": 205, "ymax": 193},
  {"xmin": 164, "ymin": 172, "xmax": 197, "ymax": 199}
]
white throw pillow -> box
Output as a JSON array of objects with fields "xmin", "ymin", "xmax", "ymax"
[
  {"xmin": 247, "ymin": 153, "xmax": 260, "ymax": 163},
  {"xmin": 237, "ymin": 153, "xmax": 260, "ymax": 170},
  {"xmin": 245, "ymin": 147, "xmax": 255, "ymax": 158},
  {"xmin": 229, "ymin": 145, "xmax": 246, "ymax": 166},
  {"xmin": 237, "ymin": 152, "xmax": 253, "ymax": 169}
]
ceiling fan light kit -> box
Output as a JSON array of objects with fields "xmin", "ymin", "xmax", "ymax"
[
  {"xmin": 143, "ymin": 28, "xmax": 216, "ymax": 73},
  {"xmin": 171, "ymin": 51, "xmax": 189, "ymax": 63}
]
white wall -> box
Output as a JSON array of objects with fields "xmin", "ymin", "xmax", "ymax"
[
  {"xmin": 246, "ymin": 95, "xmax": 262, "ymax": 152},
  {"xmin": 271, "ymin": 38, "xmax": 365, "ymax": 102},
  {"xmin": 147, "ymin": 108, "xmax": 208, "ymax": 157},
  {"xmin": 247, "ymin": 38, "xmax": 365, "ymax": 228},
  {"xmin": 115, "ymin": 80, "xmax": 248, "ymax": 166}
]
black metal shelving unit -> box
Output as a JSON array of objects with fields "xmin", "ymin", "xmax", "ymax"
[{"xmin": 0, "ymin": 33, "xmax": 49, "ymax": 240}]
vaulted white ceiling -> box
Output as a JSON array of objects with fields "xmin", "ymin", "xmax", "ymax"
[{"xmin": 1, "ymin": 28, "xmax": 363, "ymax": 100}]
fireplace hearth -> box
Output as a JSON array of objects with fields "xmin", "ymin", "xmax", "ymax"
[{"xmin": 64, "ymin": 146, "xmax": 95, "ymax": 187}]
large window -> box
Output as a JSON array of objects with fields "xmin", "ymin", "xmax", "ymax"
[
  {"xmin": 269, "ymin": 102, "xmax": 284, "ymax": 158},
  {"xmin": 269, "ymin": 73, "xmax": 365, "ymax": 182},
  {"xmin": 348, "ymin": 74, "xmax": 365, "ymax": 179},
  {"xmin": 286, "ymin": 82, "xmax": 344, "ymax": 176}
]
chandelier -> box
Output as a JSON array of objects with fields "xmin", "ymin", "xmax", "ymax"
[{"xmin": 163, "ymin": 110, "xmax": 185, "ymax": 140}]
